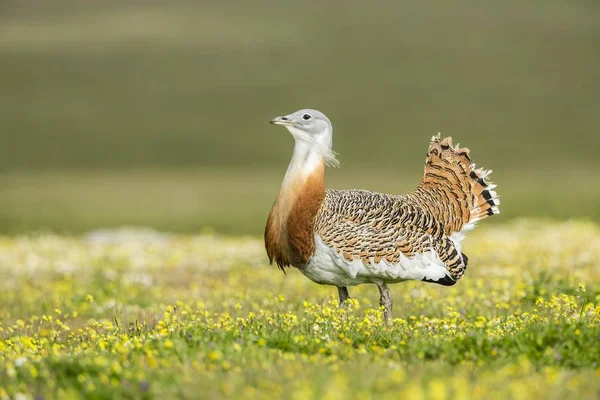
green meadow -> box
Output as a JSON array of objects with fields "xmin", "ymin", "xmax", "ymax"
[{"xmin": 1, "ymin": 221, "xmax": 599, "ymax": 399}]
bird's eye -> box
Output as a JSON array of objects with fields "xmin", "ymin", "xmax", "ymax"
[{"xmin": 302, "ymin": 114, "xmax": 311, "ymax": 120}]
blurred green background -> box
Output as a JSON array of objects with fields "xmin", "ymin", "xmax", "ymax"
[{"xmin": 1, "ymin": 0, "xmax": 599, "ymax": 235}]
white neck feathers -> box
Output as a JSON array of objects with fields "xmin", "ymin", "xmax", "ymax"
[{"xmin": 282, "ymin": 126, "xmax": 338, "ymax": 188}]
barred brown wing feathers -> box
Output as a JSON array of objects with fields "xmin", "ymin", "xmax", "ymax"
[
  {"xmin": 315, "ymin": 190, "xmax": 463, "ymax": 284},
  {"xmin": 433, "ymin": 235, "xmax": 467, "ymax": 280},
  {"xmin": 316, "ymin": 190, "xmax": 425, "ymax": 263}
]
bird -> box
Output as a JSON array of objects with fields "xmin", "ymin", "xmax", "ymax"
[{"xmin": 265, "ymin": 109, "xmax": 499, "ymax": 326}]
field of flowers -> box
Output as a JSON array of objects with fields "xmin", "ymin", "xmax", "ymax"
[{"xmin": 0, "ymin": 220, "xmax": 599, "ymax": 399}]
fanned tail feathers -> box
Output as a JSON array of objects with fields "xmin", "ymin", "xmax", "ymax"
[
  {"xmin": 468, "ymin": 163, "xmax": 500, "ymax": 224},
  {"xmin": 403, "ymin": 133, "xmax": 499, "ymax": 285},
  {"xmin": 419, "ymin": 133, "xmax": 500, "ymax": 234},
  {"xmin": 421, "ymin": 133, "xmax": 500, "ymax": 233}
]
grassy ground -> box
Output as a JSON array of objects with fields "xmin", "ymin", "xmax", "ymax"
[
  {"xmin": 0, "ymin": 220, "xmax": 599, "ymax": 399},
  {"xmin": 1, "ymin": 167, "xmax": 599, "ymax": 235}
]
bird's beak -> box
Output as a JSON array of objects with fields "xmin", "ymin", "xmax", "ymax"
[{"xmin": 270, "ymin": 116, "xmax": 292, "ymax": 126}]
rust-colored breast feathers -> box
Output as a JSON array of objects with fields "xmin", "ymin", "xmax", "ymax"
[
  {"xmin": 286, "ymin": 172, "xmax": 325, "ymax": 266},
  {"xmin": 265, "ymin": 167, "xmax": 325, "ymax": 270}
]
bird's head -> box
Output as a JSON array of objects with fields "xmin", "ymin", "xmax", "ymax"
[{"xmin": 270, "ymin": 109, "xmax": 339, "ymax": 167}]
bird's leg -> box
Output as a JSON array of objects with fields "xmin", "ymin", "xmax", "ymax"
[
  {"xmin": 337, "ymin": 286, "xmax": 350, "ymax": 306},
  {"xmin": 376, "ymin": 282, "xmax": 393, "ymax": 327},
  {"xmin": 337, "ymin": 286, "xmax": 350, "ymax": 323}
]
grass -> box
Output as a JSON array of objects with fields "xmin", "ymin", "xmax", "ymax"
[
  {"xmin": 1, "ymin": 220, "xmax": 599, "ymax": 399},
  {"xmin": 0, "ymin": 167, "xmax": 599, "ymax": 235}
]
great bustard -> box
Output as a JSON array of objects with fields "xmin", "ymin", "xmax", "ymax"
[{"xmin": 265, "ymin": 109, "xmax": 499, "ymax": 326}]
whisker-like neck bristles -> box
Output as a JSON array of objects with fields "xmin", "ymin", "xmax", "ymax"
[{"xmin": 282, "ymin": 127, "xmax": 338, "ymax": 187}]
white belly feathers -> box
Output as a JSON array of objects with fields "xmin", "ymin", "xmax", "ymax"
[{"xmin": 301, "ymin": 234, "xmax": 452, "ymax": 286}]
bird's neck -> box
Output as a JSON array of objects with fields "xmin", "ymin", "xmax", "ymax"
[
  {"xmin": 265, "ymin": 142, "xmax": 326, "ymax": 268},
  {"xmin": 277, "ymin": 141, "xmax": 326, "ymax": 228},
  {"xmin": 282, "ymin": 140, "xmax": 326, "ymax": 189}
]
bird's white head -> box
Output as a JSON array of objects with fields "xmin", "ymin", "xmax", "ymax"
[{"xmin": 270, "ymin": 109, "xmax": 339, "ymax": 168}]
